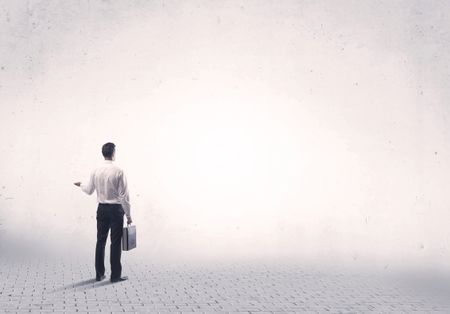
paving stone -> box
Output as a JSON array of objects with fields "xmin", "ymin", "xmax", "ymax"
[{"xmin": 1, "ymin": 256, "xmax": 449, "ymax": 313}]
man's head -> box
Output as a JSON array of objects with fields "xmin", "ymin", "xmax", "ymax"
[{"xmin": 102, "ymin": 142, "xmax": 115, "ymax": 160}]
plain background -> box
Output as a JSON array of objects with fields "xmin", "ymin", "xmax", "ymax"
[{"xmin": 1, "ymin": 0, "xmax": 449, "ymax": 270}]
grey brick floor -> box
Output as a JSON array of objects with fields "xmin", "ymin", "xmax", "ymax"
[{"xmin": 1, "ymin": 252, "xmax": 450, "ymax": 314}]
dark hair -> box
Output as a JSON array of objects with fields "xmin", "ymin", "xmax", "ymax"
[{"xmin": 102, "ymin": 142, "xmax": 115, "ymax": 158}]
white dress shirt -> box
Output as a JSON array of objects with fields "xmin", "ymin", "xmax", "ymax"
[{"xmin": 80, "ymin": 160, "xmax": 131, "ymax": 219}]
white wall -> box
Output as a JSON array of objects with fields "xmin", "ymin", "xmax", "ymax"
[{"xmin": 1, "ymin": 0, "xmax": 450, "ymax": 269}]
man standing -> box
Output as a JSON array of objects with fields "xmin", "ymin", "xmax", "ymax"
[{"xmin": 74, "ymin": 142, "xmax": 132, "ymax": 283}]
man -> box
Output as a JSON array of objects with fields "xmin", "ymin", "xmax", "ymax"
[{"xmin": 74, "ymin": 142, "xmax": 132, "ymax": 283}]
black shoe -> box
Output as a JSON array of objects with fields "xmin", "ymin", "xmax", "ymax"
[
  {"xmin": 96, "ymin": 275, "xmax": 106, "ymax": 281},
  {"xmin": 110, "ymin": 276, "xmax": 128, "ymax": 283}
]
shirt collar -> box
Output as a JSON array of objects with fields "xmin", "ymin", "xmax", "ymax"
[{"xmin": 104, "ymin": 159, "xmax": 113, "ymax": 163}]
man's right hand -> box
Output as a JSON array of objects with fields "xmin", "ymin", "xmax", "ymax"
[{"xmin": 127, "ymin": 217, "xmax": 132, "ymax": 225}]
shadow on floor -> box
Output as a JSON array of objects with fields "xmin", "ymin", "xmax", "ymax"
[{"xmin": 49, "ymin": 278, "xmax": 112, "ymax": 293}]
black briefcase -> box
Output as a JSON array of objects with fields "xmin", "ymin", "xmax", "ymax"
[{"xmin": 122, "ymin": 224, "xmax": 136, "ymax": 251}]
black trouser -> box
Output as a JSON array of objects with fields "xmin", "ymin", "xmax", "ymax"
[{"xmin": 95, "ymin": 203, "xmax": 124, "ymax": 280}]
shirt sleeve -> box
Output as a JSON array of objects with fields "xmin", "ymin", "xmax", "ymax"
[
  {"xmin": 118, "ymin": 170, "xmax": 131, "ymax": 219},
  {"xmin": 80, "ymin": 171, "xmax": 96, "ymax": 195}
]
